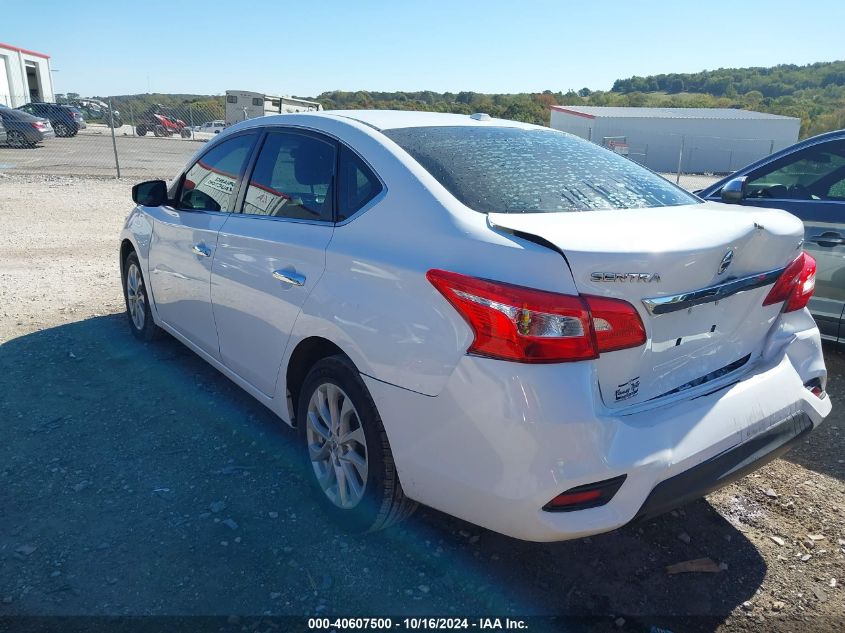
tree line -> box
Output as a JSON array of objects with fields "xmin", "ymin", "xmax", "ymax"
[{"xmin": 71, "ymin": 59, "xmax": 845, "ymax": 138}]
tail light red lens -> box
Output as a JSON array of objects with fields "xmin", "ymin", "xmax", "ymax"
[
  {"xmin": 426, "ymin": 269, "xmax": 645, "ymax": 363},
  {"xmin": 763, "ymin": 252, "xmax": 816, "ymax": 312},
  {"xmin": 587, "ymin": 294, "xmax": 648, "ymax": 353},
  {"xmin": 32, "ymin": 121, "xmax": 46, "ymax": 130}
]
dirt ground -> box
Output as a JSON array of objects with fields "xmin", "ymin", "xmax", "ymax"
[{"xmin": 0, "ymin": 174, "xmax": 843, "ymax": 632}]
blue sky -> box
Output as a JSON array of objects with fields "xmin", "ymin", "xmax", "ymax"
[{"xmin": 4, "ymin": 0, "xmax": 844, "ymax": 97}]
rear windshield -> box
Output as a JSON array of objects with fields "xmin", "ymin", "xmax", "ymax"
[{"xmin": 383, "ymin": 126, "xmax": 699, "ymax": 213}]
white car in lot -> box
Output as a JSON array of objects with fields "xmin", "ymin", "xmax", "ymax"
[
  {"xmin": 120, "ymin": 110, "xmax": 830, "ymax": 541},
  {"xmin": 194, "ymin": 120, "xmax": 225, "ymax": 134}
]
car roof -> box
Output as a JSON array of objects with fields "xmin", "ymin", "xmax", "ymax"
[
  {"xmin": 249, "ymin": 109, "xmax": 541, "ymax": 132},
  {"xmin": 0, "ymin": 108, "xmax": 38, "ymax": 120},
  {"xmin": 16, "ymin": 102, "xmax": 62, "ymax": 109}
]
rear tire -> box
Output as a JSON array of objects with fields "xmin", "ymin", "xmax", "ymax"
[
  {"xmin": 54, "ymin": 123, "xmax": 71, "ymax": 137},
  {"xmin": 123, "ymin": 252, "xmax": 161, "ymax": 342},
  {"xmin": 180, "ymin": 128, "xmax": 191, "ymax": 139},
  {"xmin": 153, "ymin": 125, "xmax": 165, "ymax": 137},
  {"xmin": 6, "ymin": 130, "xmax": 30, "ymax": 148},
  {"xmin": 297, "ymin": 356, "xmax": 417, "ymax": 533},
  {"xmin": 135, "ymin": 125, "xmax": 147, "ymax": 136}
]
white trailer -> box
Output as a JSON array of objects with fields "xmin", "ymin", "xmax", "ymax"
[{"xmin": 225, "ymin": 90, "xmax": 322, "ymax": 126}]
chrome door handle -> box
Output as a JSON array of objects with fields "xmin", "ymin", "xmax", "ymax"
[
  {"xmin": 272, "ymin": 270, "xmax": 306, "ymax": 286},
  {"xmin": 806, "ymin": 233, "xmax": 844, "ymax": 247},
  {"xmin": 191, "ymin": 244, "xmax": 211, "ymax": 257}
]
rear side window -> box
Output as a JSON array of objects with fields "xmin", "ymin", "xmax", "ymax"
[
  {"xmin": 746, "ymin": 141, "xmax": 845, "ymax": 201},
  {"xmin": 337, "ymin": 146, "xmax": 382, "ymax": 221},
  {"xmin": 178, "ymin": 134, "xmax": 255, "ymax": 212},
  {"xmin": 241, "ymin": 132, "xmax": 336, "ymax": 221},
  {"xmin": 384, "ymin": 126, "xmax": 698, "ymax": 213}
]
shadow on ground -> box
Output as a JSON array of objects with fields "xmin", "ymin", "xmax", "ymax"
[{"xmin": 0, "ymin": 315, "xmax": 768, "ymax": 630}]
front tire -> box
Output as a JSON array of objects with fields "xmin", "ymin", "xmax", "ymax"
[
  {"xmin": 123, "ymin": 252, "xmax": 161, "ymax": 342},
  {"xmin": 135, "ymin": 125, "xmax": 147, "ymax": 136},
  {"xmin": 298, "ymin": 356, "xmax": 417, "ymax": 533}
]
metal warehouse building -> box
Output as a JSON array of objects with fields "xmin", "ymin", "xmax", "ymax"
[
  {"xmin": 550, "ymin": 106, "xmax": 800, "ymax": 174},
  {"xmin": 0, "ymin": 42, "xmax": 54, "ymax": 107}
]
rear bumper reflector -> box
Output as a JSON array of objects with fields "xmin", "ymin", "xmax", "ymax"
[{"xmin": 543, "ymin": 475, "xmax": 627, "ymax": 512}]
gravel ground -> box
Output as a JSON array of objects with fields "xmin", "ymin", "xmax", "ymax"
[{"xmin": 0, "ymin": 174, "xmax": 842, "ymax": 632}]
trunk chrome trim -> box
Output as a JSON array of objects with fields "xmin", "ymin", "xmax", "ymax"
[{"xmin": 642, "ymin": 266, "xmax": 786, "ymax": 315}]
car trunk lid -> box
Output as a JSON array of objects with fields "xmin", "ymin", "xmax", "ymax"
[{"xmin": 488, "ymin": 202, "xmax": 805, "ymax": 408}]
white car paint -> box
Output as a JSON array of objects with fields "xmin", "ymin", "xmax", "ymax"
[{"xmin": 121, "ymin": 110, "xmax": 831, "ymax": 541}]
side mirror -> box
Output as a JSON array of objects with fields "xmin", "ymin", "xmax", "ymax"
[
  {"xmin": 720, "ymin": 176, "xmax": 747, "ymax": 204},
  {"xmin": 132, "ymin": 180, "xmax": 168, "ymax": 206}
]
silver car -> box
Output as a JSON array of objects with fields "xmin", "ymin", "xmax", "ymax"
[{"xmin": 699, "ymin": 130, "xmax": 845, "ymax": 343}]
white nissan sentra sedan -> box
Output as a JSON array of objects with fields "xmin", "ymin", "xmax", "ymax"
[{"xmin": 120, "ymin": 110, "xmax": 830, "ymax": 542}]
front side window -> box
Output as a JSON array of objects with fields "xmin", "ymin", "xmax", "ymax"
[
  {"xmin": 337, "ymin": 146, "xmax": 382, "ymax": 221},
  {"xmin": 384, "ymin": 126, "xmax": 698, "ymax": 213},
  {"xmin": 178, "ymin": 134, "xmax": 256, "ymax": 212},
  {"xmin": 241, "ymin": 132, "xmax": 336, "ymax": 221},
  {"xmin": 746, "ymin": 141, "xmax": 845, "ymax": 201}
]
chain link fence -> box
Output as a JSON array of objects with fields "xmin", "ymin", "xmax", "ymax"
[
  {"xmin": 1, "ymin": 96, "xmax": 766, "ymax": 194},
  {"xmin": 0, "ymin": 96, "xmax": 224, "ymax": 180},
  {"xmin": 604, "ymin": 131, "xmax": 788, "ymax": 192}
]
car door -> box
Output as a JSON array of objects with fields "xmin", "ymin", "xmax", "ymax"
[
  {"xmin": 145, "ymin": 131, "xmax": 257, "ymax": 358},
  {"xmin": 210, "ymin": 128, "xmax": 339, "ymax": 396},
  {"xmin": 728, "ymin": 140, "xmax": 845, "ymax": 341}
]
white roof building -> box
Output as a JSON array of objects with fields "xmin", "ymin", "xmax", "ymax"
[
  {"xmin": 0, "ymin": 42, "xmax": 54, "ymax": 107},
  {"xmin": 550, "ymin": 106, "xmax": 801, "ymax": 173}
]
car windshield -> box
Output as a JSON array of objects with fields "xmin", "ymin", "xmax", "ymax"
[{"xmin": 383, "ymin": 126, "xmax": 699, "ymax": 213}]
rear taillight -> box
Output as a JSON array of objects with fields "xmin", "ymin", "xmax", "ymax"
[
  {"xmin": 588, "ymin": 294, "xmax": 649, "ymax": 353},
  {"xmin": 32, "ymin": 121, "xmax": 46, "ymax": 130},
  {"xmin": 426, "ymin": 269, "xmax": 645, "ymax": 363},
  {"xmin": 763, "ymin": 252, "xmax": 816, "ymax": 312}
]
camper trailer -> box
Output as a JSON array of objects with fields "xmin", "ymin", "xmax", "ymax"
[{"xmin": 224, "ymin": 90, "xmax": 322, "ymax": 126}]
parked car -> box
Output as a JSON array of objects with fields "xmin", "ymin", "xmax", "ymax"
[
  {"xmin": 70, "ymin": 98, "xmax": 123, "ymax": 128},
  {"xmin": 120, "ymin": 111, "xmax": 830, "ymax": 541},
  {"xmin": 16, "ymin": 102, "xmax": 86, "ymax": 137},
  {"xmin": 698, "ymin": 130, "xmax": 845, "ymax": 343},
  {"xmin": 0, "ymin": 116, "xmax": 6, "ymax": 145},
  {"xmin": 195, "ymin": 119, "xmax": 225, "ymax": 134},
  {"xmin": 0, "ymin": 105, "xmax": 55, "ymax": 147}
]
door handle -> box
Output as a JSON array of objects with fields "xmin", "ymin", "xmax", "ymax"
[
  {"xmin": 191, "ymin": 244, "xmax": 211, "ymax": 257},
  {"xmin": 806, "ymin": 233, "xmax": 844, "ymax": 247},
  {"xmin": 272, "ymin": 269, "xmax": 306, "ymax": 286}
]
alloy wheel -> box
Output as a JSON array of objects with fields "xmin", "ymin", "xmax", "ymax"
[
  {"xmin": 306, "ymin": 383, "xmax": 369, "ymax": 509},
  {"xmin": 7, "ymin": 131, "xmax": 26, "ymax": 148},
  {"xmin": 126, "ymin": 262, "xmax": 146, "ymax": 331}
]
